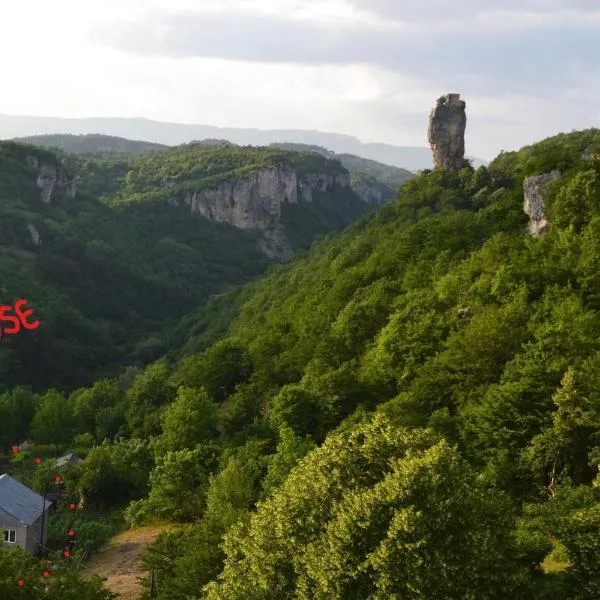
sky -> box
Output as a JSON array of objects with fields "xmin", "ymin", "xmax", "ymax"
[{"xmin": 2, "ymin": 0, "xmax": 600, "ymax": 160}]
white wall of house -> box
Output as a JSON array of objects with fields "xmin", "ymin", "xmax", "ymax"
[
  {"xmin": 0, "ymin": 506, "xmax": 26, "ymax": 552},
  {"xmin": 0, "ymin": 506, "xmax": 50, "ymax": 555}
]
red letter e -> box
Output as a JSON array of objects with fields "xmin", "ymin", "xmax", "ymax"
[{"xmin": 14, "ymin": 299, "xmax": 40, "ymax": 330}]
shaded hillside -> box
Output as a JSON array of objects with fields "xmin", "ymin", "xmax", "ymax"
[
  {"xmin": 0, "ymin": 140, "xmax": 390, "ymax": 389},
  {"xmin": 0, "ymin": 141, "xmax": 270, "ymax": 391}
]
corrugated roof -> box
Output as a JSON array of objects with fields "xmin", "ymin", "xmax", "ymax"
[
  {"xmin": 55, "ymin": 453, "xmax": 82, "ymax": 468},
  {"xmin": 0, "ymin": 474, "xmax": 51, "ymax": 526}
]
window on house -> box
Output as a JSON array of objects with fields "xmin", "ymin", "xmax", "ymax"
[{"xmin": 4, "ymin": 529, "xmax": 16, "ymax": 543}]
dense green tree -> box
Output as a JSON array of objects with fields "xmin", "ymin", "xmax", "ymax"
[
  {"xmin": 154, "ymin": 386, "xmax": 218, "ymax": 455},
  {"xmin": 204, "ymin": 418, "xmax": 537, "ymax": 599},
  {"xmin": 71, "ymin": 378, "xmax": 124, "ymax": 442},
  {"xmin": 550, "ymin": 170, "xmax": 600, "ymax": 231},
  {"xmin": 172, "ymin": 341, "xmax": 253, "ymax": 403},
  {"xmin": 124, "ymin": 359, "xmax": 175, "ymax": 438},
  {"xmin": 127, "ymin": 443, "xmax": 221, "ymax": 523},
  {"xmin": 267, "ymin": 384, "xmax": 323, "ymax": 438},
  {"xmin": 261, "ymin": 427, "xmax": 316, "ymax": 496},
  {"xmin": 78, "ymin": 440, "xmax": 153, "ymax": 510},
  {"xmin": 524, "ymin": 482, "xmax": 600, "ymax": 600},
  {"xmin": 30, "ymin": 390, "xmax": 75, "ymax": 444},
  {"xmin": 0, "ymin": 546, "xmax": 115, "ymax": 600}
]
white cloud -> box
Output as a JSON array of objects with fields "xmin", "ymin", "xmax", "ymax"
[{"xmin": 0, "ymin": 0, "xmax": 599, "ymax": 161}]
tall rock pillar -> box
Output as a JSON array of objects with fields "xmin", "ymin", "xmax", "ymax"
[{"xmin": 428, "ymin": 93, "xmax": 467, "ymax": 172}]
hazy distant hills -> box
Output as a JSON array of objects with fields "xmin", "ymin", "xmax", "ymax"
[
  {"xmin": 16, "ymin": 133, "xmax": 167, "ymax": 155},
  {"xmin": 1, "ymin": 113, "xmax": 487, "ymax": 171}
]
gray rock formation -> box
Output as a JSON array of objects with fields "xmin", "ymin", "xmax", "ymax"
[
  {"xmin": 26, "ymin": 155, "xmax": 76, "ymax": 203},
  {"xmin": 350, "ymin": 178, "xmax": 390, "ymax": 205},
  {"xmin": 428, "ymin": 94, "xmax": 467, "ymax": 172},
  {"xmin": 27, "ymin": 223, "xmax": 42, "ymax": 246},
  {"xmin": 178, "ymin": 167, "xmax": 356, "ymax": 259},
  {"xmin": 160, "ymin": 165, "xmax": 387, "ymax": 260},
  {"xmin": 258, "ymin": 224, "xmax": 294, "ymax": 261},
  {"xmin": 523, "ymin": 170, "xmax": 561, "ymax": 235}
]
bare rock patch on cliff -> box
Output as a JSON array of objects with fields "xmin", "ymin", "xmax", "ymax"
[{"xmin": 523, "ymin": 170, "xmax": 561, "ymax": 236}]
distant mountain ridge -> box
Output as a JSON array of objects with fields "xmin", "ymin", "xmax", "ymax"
[
  {"xmin": 16, "ymin": 133, "xmax": 167, "ymax": 155},
  {"xmin": 1, "ymin": 113, "xmax": 487, "ymax": 171}
]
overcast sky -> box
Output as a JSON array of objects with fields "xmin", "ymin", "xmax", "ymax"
[{"xmin": 2, "ymin": 0, "xmax": 599, "ymax": 159}]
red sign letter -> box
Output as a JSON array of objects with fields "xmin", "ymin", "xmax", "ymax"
[
  {"xmin": 14, "ymin": 299, "xmax": 40, "ymax": 330},
  {"xmin": 0, "ymin": 305, "xmax": 21, "ymax": 334}
]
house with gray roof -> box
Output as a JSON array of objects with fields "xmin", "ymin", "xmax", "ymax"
[{"xmin": 0, "ymin": 474, "xmax": 51, "ymax": 554}]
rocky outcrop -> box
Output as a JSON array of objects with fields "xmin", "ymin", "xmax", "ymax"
[
  {"xmin": 258, "ymin": 224, "xmax": 294, "ymax": 261},
  {"xmin": 298, "ymin": 172, "xmax": 350, "ymax": 203},
  {"xmin": 182, "ymin": 168, "xmax": 356, "ymax": 259},
  {"xmin": 27, "ymin": 223, "xmax": 41, "ymax": 246},
  {"xmin": 164, "ymin": 166, "xmax": 384, "ymax": 260},
  {"xmin": 186, "ymin": 168, "xmax": 299, "ymax": 229},
  {"xmin": 26, "ymin": 155, "xmax": 76, "ymax": 203},
  {"xmin": 428, "ymin": 94, "xmax": 467, "ymax": 172},
  {"xmin": 523, "ymin": 170, "xmax": 561, "ymax": 235},
  {"xmin": 350, "ymin": 178, "xmax": 394, "ymax": 205}
]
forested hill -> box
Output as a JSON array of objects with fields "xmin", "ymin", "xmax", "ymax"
[
  {"xmin": 0, "ymin": 140, "xmax": 271, "ymax": 391},
  {"xmin": 3, "ymin": 128, "xmax": 600, "ymax": 599},
  {"xmin": 58, "ymin": 142, "xmax": 394, "ymax": 257},
  {"xmin": 0, "ymin": 140, "xmax": 389, "ymax": 391},
  {"xmin": 269, "ymin": 141, "xmax": 415, "ymax": 187},
  {"xmin": 25, "ymin": 136, "xmax": 407, "ymax": 206},
  {"xmin": 14, "ymin": 133, "xmax": 168, "ymax": 155},
  {"xmin": 137, "ymin": 128, "xmax": 600, "ymax": 598}
]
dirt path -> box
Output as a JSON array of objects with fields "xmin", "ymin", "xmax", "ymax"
[{"xmin": 86, "ymin": 523, "xmax": 177, "ymax": 599}]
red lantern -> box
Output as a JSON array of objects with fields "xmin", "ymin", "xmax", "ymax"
[
  {"xmin": 11, "ymin": 446, "xmax": 18, "ymax": 455},
  {"xmin": 68, "ymin": 529, "xmax": 75, "ymax": 537},
  {"xmin": 43, "ymin": 570, "xmax": 50, "ymax": 578},
  {"xmin": 54, "ymin": 475, "xmax": 62, "ymax": 484},
  {"xmin": 63, "ymin": 550, "xmax": 71, "ymax": 558},
  {"xmin": 17, "ymin": 579, "xmax": 24, "ymax": 587},
  {"xmin": 34, "ymin": 456, "xmax": 41, "ymax": 465},
  {"xmin": 69, "ymin": 502, "xmax": 76, "ymax": 511}
]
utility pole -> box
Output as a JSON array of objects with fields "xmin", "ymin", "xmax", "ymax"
[
  {"xmin": 150, "ymin": 568, "xmax": 157, "ymax": 598},
  {"xmin": 38, "ymin": 474, "xmax": 63, "ymax": 554}
]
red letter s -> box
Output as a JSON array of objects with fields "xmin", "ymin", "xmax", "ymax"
[
  {"xmin": 14, "ymin": 299, "xmax": 40, "ymax": 330},
  {"xmin": 0, "ymin": 305, "xmax": 21, "ymax": 334}
]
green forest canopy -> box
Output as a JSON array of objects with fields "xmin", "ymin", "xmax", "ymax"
[{"xmin": 2, "ymin": 128, "xmax": 600, "ymax": 598}]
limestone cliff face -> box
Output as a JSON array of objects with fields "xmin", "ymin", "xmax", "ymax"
[
  {"xmin": 186, "ymin": 168, "xmax": 299, "ymax": 230},
  {"xmin": 428, "ymin": 93, "xmax": 467, "ymax": 172},
  {"xmin": 350, "ymin": 178, "xmax": 394, "ymax": 205},
  {"xmin": 175, "ymin": 167, "xmax": 360, "ymax": 259},
  {"xmin": 298, "ymin": 172, "xmax": 350, "ymax": 203},
  {"xmin": 26, "ymin": 155, "xmax": 76, "ymax": 203},
  {"xmin": 523, "ymin": 170, "xmax": 561, "ymax": 235}
]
